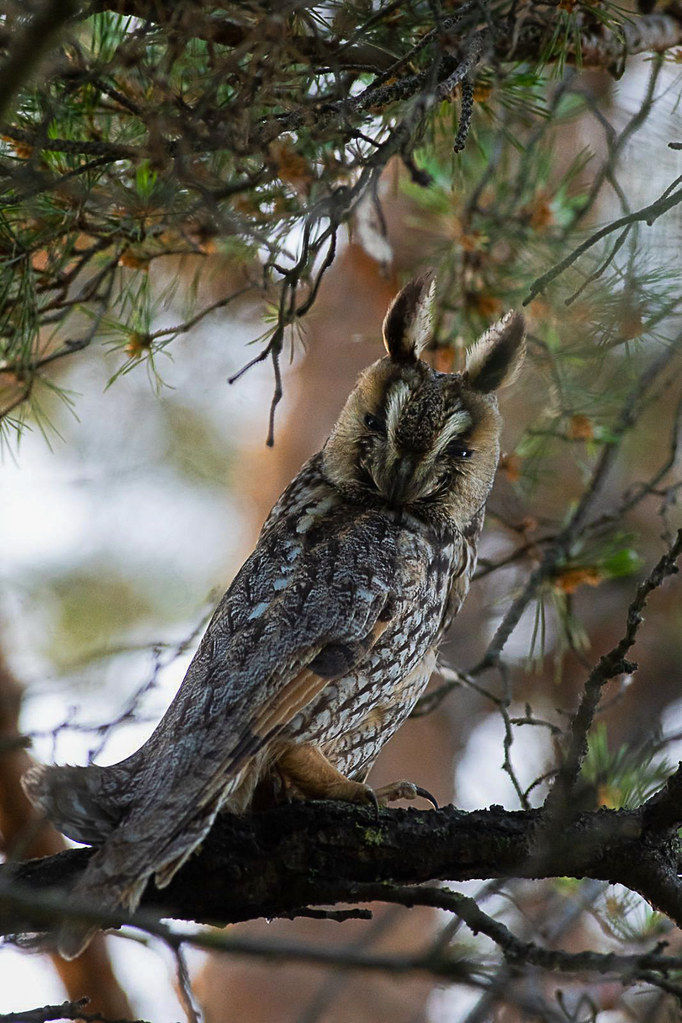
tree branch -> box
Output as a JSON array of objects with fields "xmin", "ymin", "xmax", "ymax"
[
  {"xmin": 524, "ymin": 175, "xmax": 682, "ymax": 304},
  {"xmin": 91, "ymin": 3, "xmax": 682, "ymax": 72},
  {"xmin": 544, "ymin": 530, "xmax": 682, "ymax": 817},
  {"xmin": 0, "ymin": 0, "xmax": 79, "ymax": 123},
  {"xmin": 0, "ymin": 998, "xmax": 147, "ymax": 1023},
  {"xmin": 2, "ymin": 791, "xmax": 682, "ymax": 945}
]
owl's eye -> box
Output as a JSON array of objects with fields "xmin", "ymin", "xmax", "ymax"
[
  {"xmin": 446, "ymin": 438, "xmax": 474, "ymax": 459},
  {"xmin": 364, "ymin": 412, "xmax": 387, "ymax": 435}
]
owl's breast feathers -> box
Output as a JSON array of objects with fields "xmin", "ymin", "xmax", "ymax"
[
  {"xmin": 226, "ymin": 452, "xmax": 473, "ymax": 774},
  {"xmin": 140, "ymin": 452, "xmax": 468, "ymax": 785},
  {"xmin": 258, "ymin": 450, "xmax": 467, "ymax": 655}
]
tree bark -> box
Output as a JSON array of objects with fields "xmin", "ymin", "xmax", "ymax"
[{"xmin": 3, "ymin": 797, "xmax": 680, "ymax": 940}]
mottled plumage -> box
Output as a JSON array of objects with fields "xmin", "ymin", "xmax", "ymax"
[{"xmin": 23, "ymin": 275, "xmax": 525, "ymax": 958}]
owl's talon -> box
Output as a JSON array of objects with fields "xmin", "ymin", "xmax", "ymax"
[
  {"xmin": 337, "ymin": 781, "xmax": 380, "ymax": 816},
  {"xmin": 365, "ymin": 787, "xmax": 380, "ymax": 818},
  {"xmin": 413, "ymin": 785, "xmax": 439, "ymax": 810},
  {"xmin": 373, "ymin": 779, "xmax": 438, "ymax": 808}
]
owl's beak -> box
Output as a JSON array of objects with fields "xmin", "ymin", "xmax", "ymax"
[{"xmin": 386, "ymin": 454, "xmax": 418, "ymax": 506}]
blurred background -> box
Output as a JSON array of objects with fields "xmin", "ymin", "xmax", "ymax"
[{"xmin": 2, "ymin": 4, "xmax": 682, "ymax": 1021}]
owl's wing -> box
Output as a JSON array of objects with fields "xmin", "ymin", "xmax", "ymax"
[{"xmin": 134, "ymin": 511, "xmax": 399, "ymax": 816}]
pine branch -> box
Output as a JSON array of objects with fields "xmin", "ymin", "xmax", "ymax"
[
  {"xmin": 544, "ymin": 530, "xmax": 682, "ymax": 818},
  {"xmin": 90, "ymin": 2, "xmax": 682, "ymax": 72},
  {"xmin": 471, "ymin": 340, "xmax": 681, "ymax": 677},
  {"xmin": 525, "ymin": 174, "xmax": 682, "ymax": 304},
  {"xmin": 0, "ymin": 0, "xmax": 79, "ymax": 123}
]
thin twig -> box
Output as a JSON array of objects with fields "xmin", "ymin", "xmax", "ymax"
[
  {"xmin": 544, "ymin": 530, "xmax": 682, "ymax": 817},
  {"xmin": 524, "ymin": 175, "xmax": 682, "ymax": 304}
]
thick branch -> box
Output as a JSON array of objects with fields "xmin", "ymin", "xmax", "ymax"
[
  {"xmin": 512, "ymin": 8, "xmax": 682, "ymax": 67},
  {"xmin": 0, "ymin": 998, "xmax": 146, "ymax": 1023},
  {"xmin": 2, "ymin": 795, "xmax": 681, "ymax": 941},
  {"xmin": 93, "ymin": 3, "xmax": 682, "ymax": 71}
]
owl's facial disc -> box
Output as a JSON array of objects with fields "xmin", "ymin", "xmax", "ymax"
[{"xmin": 361, "ymin": 377, "xmax": 475, "ymax": 508}]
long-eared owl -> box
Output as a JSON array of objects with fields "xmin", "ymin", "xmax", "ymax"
[{"xmin": 23, "ymin": 274, "xmax": 525, "ymax": 958}]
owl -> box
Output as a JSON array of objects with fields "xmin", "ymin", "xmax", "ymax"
[{"xmin": 23, "ymin": 275, "xmax": 525, "ymax": 959}]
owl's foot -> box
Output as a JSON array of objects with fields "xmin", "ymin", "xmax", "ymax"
[
  {"xmin": 275, "ymin": 742, "xmax": 380, "ymax": 812},
  {"xmin": 372, "ymin": 779, "xmax": 439, "ymax": 809},
  {"xmin": 273, "ymin": 744, "xmax": 437, "ymax": 814}
]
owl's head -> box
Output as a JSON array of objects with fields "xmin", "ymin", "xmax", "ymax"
[{"xmin": 322, "ymin": 275, "xmax": 526, "ymax": 527}]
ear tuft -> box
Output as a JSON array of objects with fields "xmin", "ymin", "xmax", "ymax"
[
  {"xmin": 382, "ymin": 272, "xmax": 436, "ymax": 363},
  {"xmin": 465, "ymin": 310, "xmax": 526, "ymax": 393}
]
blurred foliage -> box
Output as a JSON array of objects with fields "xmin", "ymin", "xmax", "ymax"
[
  {"xmin": 46, "ymin": 566, "xmax": 160, "ymax": 670},
  {"xmin": 579, "ymin": 722, "xmax": 673, "ymax": 810}
]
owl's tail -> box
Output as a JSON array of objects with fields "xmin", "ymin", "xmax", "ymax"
[
  {"xmin": 55, "ymin": 798, "xmax": 221, "ymax": 960},
  {"xmin": 22, "ymin": 762, "xmax": 132, "ymax": 845},
  {"xmin": 24, "ymin": 757, "xmax": 255, "ymax": 960}
]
